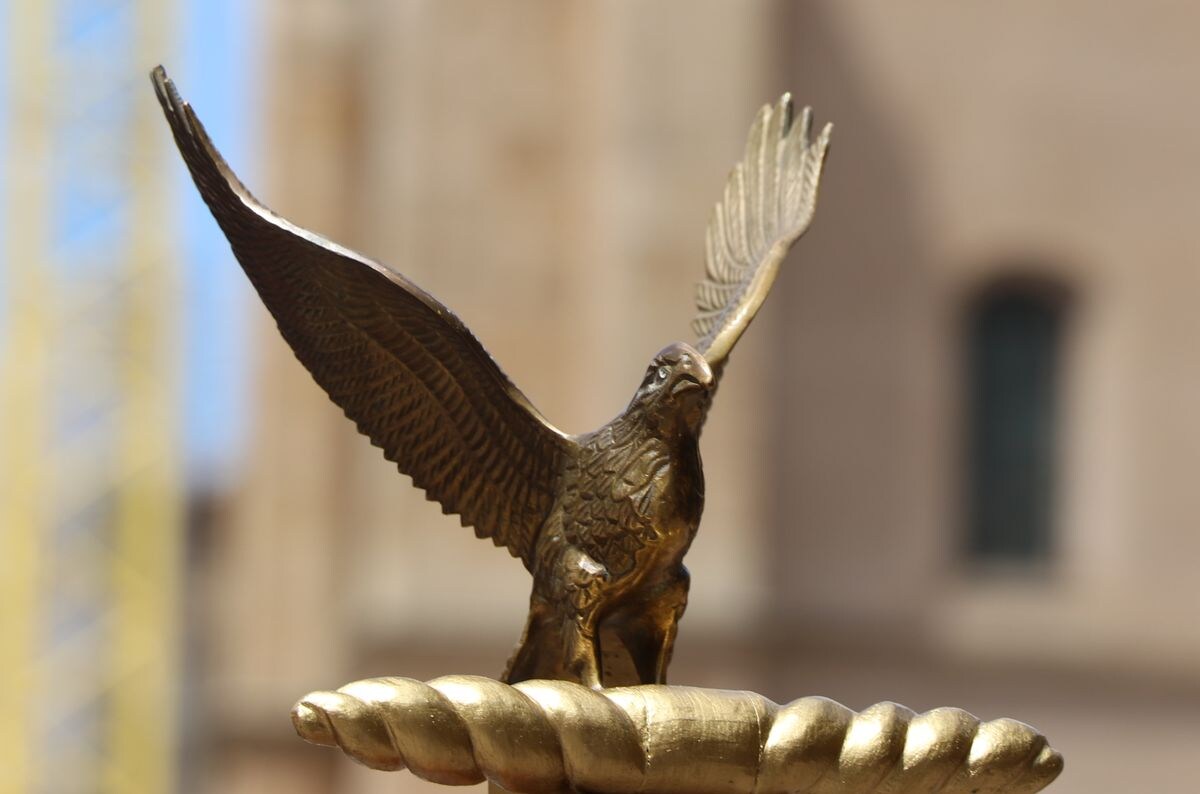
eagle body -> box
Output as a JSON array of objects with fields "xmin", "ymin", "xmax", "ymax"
[
  {"xmin": 509, "ymin": 347, "xmax": 710, "ymax": 687},
  {"xmin": 153, "ymin": 67, "xmax": 830, "ymax": 689}
]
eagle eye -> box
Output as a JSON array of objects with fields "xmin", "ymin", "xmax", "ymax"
[{"xmin": 656, "ymin": 365, "xmax": 670, "ymax": 382}]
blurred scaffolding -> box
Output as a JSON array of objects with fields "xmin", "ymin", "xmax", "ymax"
[
  {"xmin": 1, "ymin": 0, "xmax": 251, "ymax": 792},
  {"xmin": 2, "ymin": 0, "xmax": 182, "ymax": 792}
]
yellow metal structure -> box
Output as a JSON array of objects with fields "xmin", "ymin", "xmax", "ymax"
[
  {"xmin": 1, "ymin": 1, "xmax": 183, "ymax": 791},
  {"xmin": 1, "ymin": 2, "xmax": 51, "ymax": 792},
  {"xmin": 107, "ymin": 2, "xmax": 184, "ymax": 791}
]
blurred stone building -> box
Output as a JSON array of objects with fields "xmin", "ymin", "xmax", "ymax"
[{"xmin": 190, "ymin": 2, "xmax": 1200, "ymax": 792}]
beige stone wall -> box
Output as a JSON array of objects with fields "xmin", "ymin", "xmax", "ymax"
[
  {"xmin": 781, "ymin": 0, "xmax": 1200, "ymax": 673},
  {"xmin": 196, "ymin": 2, "xmax": 1200, "ymax": 793}
]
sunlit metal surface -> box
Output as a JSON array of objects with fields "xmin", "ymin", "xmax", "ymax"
[{"xmin": 293, "ymin": 675, "xmax": 1063, "ymax": 793}]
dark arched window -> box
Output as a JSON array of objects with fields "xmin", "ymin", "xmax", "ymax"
[{"xmin": 964, "ymin": 277, "xmax": 1070, "ymax": 563}]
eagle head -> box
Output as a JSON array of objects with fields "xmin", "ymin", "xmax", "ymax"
[{"xmin": 632, "ymin": 342, "xmax": 715, "ymax": 431}]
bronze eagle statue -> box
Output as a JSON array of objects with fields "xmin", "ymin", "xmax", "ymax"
[{"xmin": 152, "ymin": 66, "xmax": 831, "ymax": 689}]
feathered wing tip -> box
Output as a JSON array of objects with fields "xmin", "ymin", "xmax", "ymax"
[
  {"xmin": 151, "ymin": 66, "xmax": 279, "ymax": 221},
  {"xmin": 692, "ymin": 94, "xmax": 832, "ymax": 367}
]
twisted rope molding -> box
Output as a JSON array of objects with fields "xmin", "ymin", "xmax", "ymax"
[{"xmin": 292, "ymin": 675, "xmax": 1062, "ymax": 793}]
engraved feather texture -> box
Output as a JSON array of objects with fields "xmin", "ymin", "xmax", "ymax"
[
  {"xmin": 151, "ymin": 67, "xmax": 573, "ymax": 565},
  {"xmin": 693, "ymin": 95, "xmax": 832, "ymax": 366},
  {"xmin": 560, "ymin": 420, "xmax": 674, "ymax": 580}
]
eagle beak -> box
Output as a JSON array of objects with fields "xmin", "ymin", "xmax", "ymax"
[
  {"xmin": 672, "ymin": 378, "xmax": 701, "ymax": 396},
  {"xmin": 672, "ymin": 357, "xmax": 714, "ymax": 395}
]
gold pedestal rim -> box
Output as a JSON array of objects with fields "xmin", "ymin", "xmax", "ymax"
[{"xmin": 292, "ymin": 675, "xmax": 1062, "ymax": 794}]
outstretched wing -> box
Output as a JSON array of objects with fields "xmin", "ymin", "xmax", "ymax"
[
  {"xmin": 152, "ymin": 66, "xmax": 572, "ymax": 566},
  {"xmin": 692, "ymin": 95, "xmax": 831, "ymax": 369}
]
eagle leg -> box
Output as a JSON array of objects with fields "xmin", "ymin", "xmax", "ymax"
[
  {"xmin": 562, "ymin": 612, "xmax": 602, "ymax": 689},
  {"xmin": 559, "ymin": 548, "xmax": 610, "ymax": 688},
  {"xmin": 609, "ymin": 566, "xmax": 690, "ymax": 685}
]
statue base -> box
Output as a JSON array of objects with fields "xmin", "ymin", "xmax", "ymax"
[{"xmin": 292, "ymin": 675, "xmax": 1062, "ymax": 793}]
